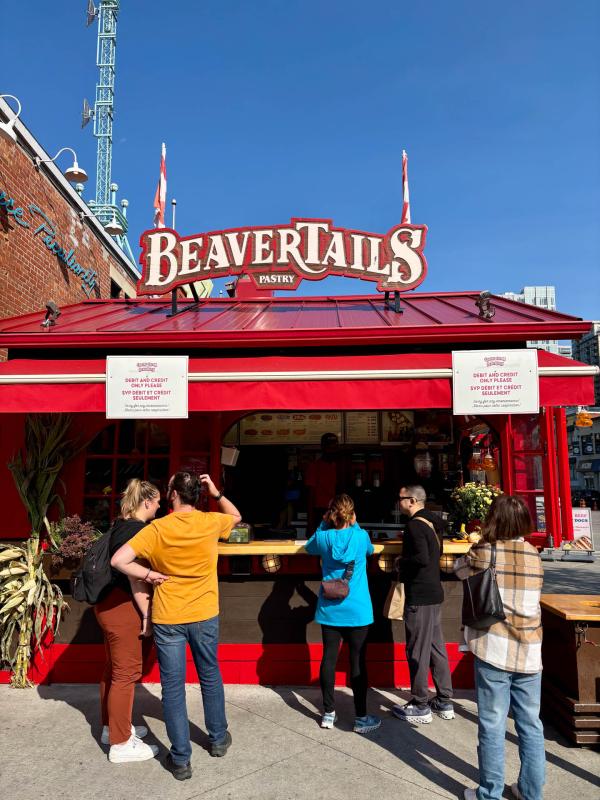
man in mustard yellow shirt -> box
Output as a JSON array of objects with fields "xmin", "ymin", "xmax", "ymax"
[{"xmin": 112, "ymin": 471, "xmax": 241, "ymax": 781}]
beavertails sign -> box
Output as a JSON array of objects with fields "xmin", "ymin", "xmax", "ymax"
[{"xmin": 138, "ymin": 218, "xmax": 428, "ymax": 295}]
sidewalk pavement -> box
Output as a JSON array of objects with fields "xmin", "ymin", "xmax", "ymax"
[
  {"xmin": 1, "ymin": 513, "xmax": 599, "ymax": 799},
  {"xmin": 541, "ymin": 510, "xmax": 600, "ymax": 594},
  {"xmin": 1, "ymin": 683, "xmax": 598, "ymax": 800}
]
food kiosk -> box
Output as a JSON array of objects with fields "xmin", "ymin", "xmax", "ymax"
[{"xmin": 0, "ymin": 217, "xmax": 595, "ymax": 685}]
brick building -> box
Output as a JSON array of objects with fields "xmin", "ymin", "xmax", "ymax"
[{"xmin": 0, "ymin": 97, "xmax": 138, "ymax": 336}]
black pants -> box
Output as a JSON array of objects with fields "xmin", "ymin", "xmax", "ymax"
[
  {"xmin": 320, "ymin": 624, "xmax": 370, "ymax": 717},
  {"xmin": 404, "ymin": 603, "xmax": 453, "ymax": 706}
]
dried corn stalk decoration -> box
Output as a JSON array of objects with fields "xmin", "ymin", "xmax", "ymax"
[{"xmin": 0, "ymin": 540, "xmax": 65, "ymax": 688}]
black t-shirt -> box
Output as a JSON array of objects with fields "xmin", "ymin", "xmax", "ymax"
[
  {"xmin": 108, "ymin": 518, "xmax": 147, "ymax": 596},
  {"xmin": 398, "ymin": 508, "xmax": 444, "ymax": 606}
]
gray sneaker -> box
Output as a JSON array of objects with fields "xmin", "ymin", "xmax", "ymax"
[
  {"xmin": 210, "ymin": 730, "xmax": 232, "ymax": 757},
  {"xmin": 163, "ymin": 753, "xmax": 192, "ymax": 781}
]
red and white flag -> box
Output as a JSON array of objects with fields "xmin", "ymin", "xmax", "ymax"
[
  {"xmin": 153, "ymin": 142, "xmax": 167, "ymax": 228},
  {"xmin": 401, "ymin": 149, "xmax": 411, "ymax": 224}
]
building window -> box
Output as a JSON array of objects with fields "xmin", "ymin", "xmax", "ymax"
[{"xmin": 83, "ymin": 421, "xmax": 171, "ymax": 529}]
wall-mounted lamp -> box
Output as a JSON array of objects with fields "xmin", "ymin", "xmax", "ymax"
[
  {"xmin": 40, "ymin": 300, "xmax": 61, "ymax": 328},
  {"xmin": 104, "ymin": 213, "xmax": 124, "ymax": 236},
  {"xmin": 34, "ymin": 147, "xmax": 88, "ymax": 183},
  {"xmin": 0, "ymin": 94, "xmax": 22, "ymax": 145},
  {"xmin": 475, "ymin": 290, "xmax": 496, "ymax": 320},
  {"xmin": 79, "ymin": 209, "xmax": 124, "ymax": 237}
]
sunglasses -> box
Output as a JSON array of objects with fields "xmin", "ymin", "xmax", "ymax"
[{"xmin": 398, "ymin": 496, "xmax": 415, "ymax": 501}]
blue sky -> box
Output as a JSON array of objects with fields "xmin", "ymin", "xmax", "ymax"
[{"xmin": 3, "ymin": 1, "xmax": 599, "ymax": 318}]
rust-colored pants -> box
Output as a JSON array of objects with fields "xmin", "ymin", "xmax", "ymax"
[{"xmin": 95, "ymin": 586, "xmax": 142, "ymax": 745}]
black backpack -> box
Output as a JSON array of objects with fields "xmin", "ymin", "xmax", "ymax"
[{"xmin": 71, "ymin": 527, "xmax": 115, "ymax": 604}]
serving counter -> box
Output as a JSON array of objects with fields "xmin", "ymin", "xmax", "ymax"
[{"xmin": 217, "ymin": 539, "xmax": 472, "ymax": 556}]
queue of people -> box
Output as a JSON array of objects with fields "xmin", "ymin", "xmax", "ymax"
[{"xmin": 98, "ymin": 472, "xmax": 545, "ymax": 800}]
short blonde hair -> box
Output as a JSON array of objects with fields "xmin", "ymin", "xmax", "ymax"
[
  {"xmin": 120, "ymin": 478, "xmax": 159, "ymax": 519},
  {"xmin": 325, "ymin": 494, "xmax": 355, "ymax": 529}
]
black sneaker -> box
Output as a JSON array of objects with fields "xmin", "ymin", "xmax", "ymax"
[
  {"xmin": 162, "ymin": 752, "xmax": 192, "ymax": 780},
  {"xmin": 210, "ymin": 730, "xmax": 232, "ymax": 757},
  {"xmin": 429, "ymin": 696, "xmax": 455, "ymax": 720}
]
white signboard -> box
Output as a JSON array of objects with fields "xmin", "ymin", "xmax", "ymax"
[
  {"xmin": 106, "ymin": 356, "xmax": 188, "ymax": 419},
  {"xmin": 452, "ymin": 349, "xmax": 539, "ymax": 415},
  {"xmin": 572, "ymin": 507, "xmax": 593, "ymax": 541}
]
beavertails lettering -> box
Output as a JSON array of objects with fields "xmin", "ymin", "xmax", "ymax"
[{"xmin": 138, "ymin": 218, "xmax": 428, "ymax": 295}]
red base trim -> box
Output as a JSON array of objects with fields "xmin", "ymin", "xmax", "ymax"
[{"xmin": 0, "ymin": 642, "xmax": 474, "ymax": 688}]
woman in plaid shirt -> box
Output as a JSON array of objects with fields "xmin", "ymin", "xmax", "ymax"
[{"xmin": 454, "ymin": 495, "xmax": 545, "ymax": 800}]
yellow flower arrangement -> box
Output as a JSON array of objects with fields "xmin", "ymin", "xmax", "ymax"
[{"xmin": 451, "ymin": 482, "xmax": 503, "ymax": 528}]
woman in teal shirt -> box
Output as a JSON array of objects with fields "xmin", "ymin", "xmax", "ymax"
[{"xmin": 305, "ymin": 494, "xmax": 381, "ymax": 734}]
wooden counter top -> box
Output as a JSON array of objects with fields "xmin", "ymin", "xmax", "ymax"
[
  {"xmin": 540, "ymin": 594, "xmax": 600, "ymax": 622},
  {"xmin": 218, "ymin": 540, "xmax": 472, "ymax": 556}
]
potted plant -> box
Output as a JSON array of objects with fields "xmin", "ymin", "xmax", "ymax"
[
  {"xmin": 0, "ymin": 539, "xmax": 65, "ymax": 687},
  {"xmin": 451, "ymin": 482, "xmax": 503, "ymax": 541},
  {"xmin": 44, "ymin": 515, "xmax": 101, "ymax": 579}
]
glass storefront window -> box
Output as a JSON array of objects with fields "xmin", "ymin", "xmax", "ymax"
[
  {"xmin": 513, "ymin": 455, "xmax": 544, "ymax": 492},
  {"xmin": 83, "ymin": 421, "xmax": 171, "ymax": 530},
  {"xmin": 512, "ymin": 415, "xmax": 541, "ymax": 451}
]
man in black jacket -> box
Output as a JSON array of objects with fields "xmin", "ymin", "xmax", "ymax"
[{"xmin": 392, "ymin": 484, "xmax": 454, "ymax": 724}]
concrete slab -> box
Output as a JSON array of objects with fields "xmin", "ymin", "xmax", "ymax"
[{"xmin": 1, "ymin": 684, "xmax": 598, "ymax": 800}]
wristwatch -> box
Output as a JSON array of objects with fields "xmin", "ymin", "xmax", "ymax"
[{"xmin": 212, "ymin": 491, "xmax": 223, "ymax": 501}]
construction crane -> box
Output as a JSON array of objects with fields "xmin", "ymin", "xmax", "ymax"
[{"xmin": 82, "ymin": 0, "xmax": 136, "ymax": 266}]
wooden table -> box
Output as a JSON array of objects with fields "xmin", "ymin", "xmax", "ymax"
[{"xmin": 540, "ymin": 594, "xmax": 600, "ymax": 745}]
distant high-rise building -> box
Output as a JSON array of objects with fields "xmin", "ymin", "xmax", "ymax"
[
  {"xmin": 500, "ymin": 286, "xmax": 572, "ymax": 356},
  {"xmin": 572, "ymin": 322, "xmax": 600, "ymax": 406}
]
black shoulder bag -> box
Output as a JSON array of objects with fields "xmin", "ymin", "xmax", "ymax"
[
  {"xmin": 461, "ymin": 542, "xmax": 506, "ymax": 630},
  {"xmin": 321, "ymin": 561, "xmax": 355, "ymax": 600}
]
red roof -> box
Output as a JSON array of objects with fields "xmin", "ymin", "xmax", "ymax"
[{"xmin": 0, "ymin": 292, "xmax": 590, "ymax": 350}]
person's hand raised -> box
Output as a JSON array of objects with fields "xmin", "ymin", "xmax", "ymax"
[{"xmin": 199, "ymin": 473, "xmax": 218, "ymax": 497}]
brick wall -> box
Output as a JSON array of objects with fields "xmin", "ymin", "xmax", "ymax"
[{"xmin": 0, "ymin": 136, "xmax": 133, "ymax": 328}]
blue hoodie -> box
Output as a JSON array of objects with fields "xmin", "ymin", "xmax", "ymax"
[{"xmin": 305, "ymin": 521, "xmax": 374, "ymax": 627}]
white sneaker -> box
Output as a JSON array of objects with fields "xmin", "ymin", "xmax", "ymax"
[
  {"xmin": 320, "ymin": 711, "xmax": 337, "ymax": 729},
  {"xmin": 101, "ymin": 724, "xmax": 148, "ymax": 745},
  {"xmin": 108, "ymin": 735, "xmax": 158, "ymax": 763}
]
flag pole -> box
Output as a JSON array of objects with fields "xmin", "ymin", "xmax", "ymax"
[
  {"xmin": 171, "ymin": 198, "xmax": 177, "ymax": 229},
  {"xmin": 153, "ymin": 142, "xmax": 167, "ymax": 228},
  {"xmin": 401, "ymin": 149, "xmax": 411, "ymax": 224}
]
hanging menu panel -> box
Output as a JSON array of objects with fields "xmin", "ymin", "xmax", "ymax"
[
  {"xmin": 240, "ymin": 412, "xmax": 343, "ymax": 445},
  {"xmin": 345, "ymin": 412, "xmax": 380, "ymax": 444}
]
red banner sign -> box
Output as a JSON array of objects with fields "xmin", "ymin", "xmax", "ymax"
[{"xmin": 138, "ymin": 218, "xmax": 428, "ymax": 295}]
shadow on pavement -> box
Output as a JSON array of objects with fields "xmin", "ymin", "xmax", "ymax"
[
  {"xmin": 36, "ymin": 683, "xmax": 212, "ymax": 755},
  {"xmin": 454, "ymin": 702, "xmax": 600, "ymax": 788}
]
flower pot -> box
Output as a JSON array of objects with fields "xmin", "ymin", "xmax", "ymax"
[
  {"xmin": 42, "ymin": 553, "xmax": 80, "ymax": 581},
  {"xmin": 465, "ymin": 519, "xmax": 482, "ymax": 534}
]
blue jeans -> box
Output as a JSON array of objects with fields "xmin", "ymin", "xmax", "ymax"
[
  {"xmin": 153, "ymin": 615, "xmax": 228, "ymax": 764},
  {"xmin": 474, "ymin": 657, "xmax": 545, "ymax": 800}
]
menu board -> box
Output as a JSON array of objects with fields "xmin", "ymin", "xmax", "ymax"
[
  {"xmin": 381, "ymin": 410, "xmax": 415, "ymax": 443},
  {"xmin": 381, "ymin": 410, "xmax": 452, "ymax": 444},
  {"xmin": 240, "ymin": 412, "xmax": 343, "ymax": 445},
  {"xmin": 345, "ymin": 412, "xmax": 379, "ymax": 444}
]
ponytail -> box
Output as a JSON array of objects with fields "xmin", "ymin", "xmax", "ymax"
[{"xmin": 120, "ymin": 478, "xmax": 159, "ymax": 519}]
